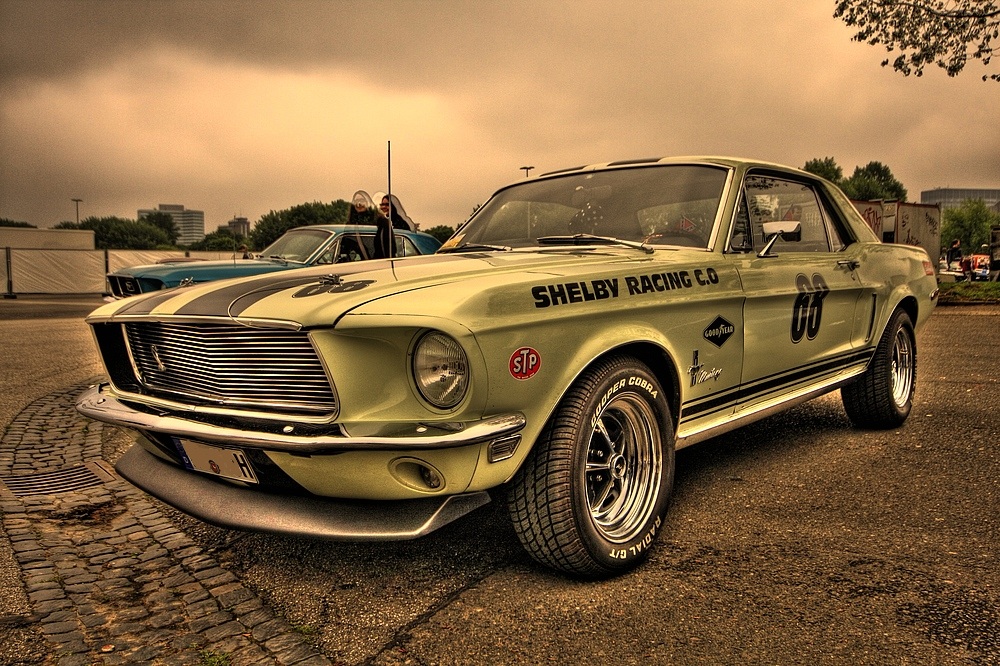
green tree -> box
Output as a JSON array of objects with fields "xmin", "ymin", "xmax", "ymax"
[
  {"xmin": 0, "ymin": 218, "xmax": 35, "ymax": 228},
  {"xmin": 140, "ymin": 211, "xmax": 179, "ymax": 245},
  {"xmin": 941, "ymin": 199, "xmax": 1000, "ymax": 257},
  {"xmin": 250, "ymin": 200, "xmax": 350, "ymax": 249},
  {"xmin": 803, "ymin": 157, "xmax": 844, "ymax": 184},
  {"xmin": 56, "ymin": 216, "xmax": 171, "ymax": 249},
  {"xmin": 834, "ymin": 0, "xmax": 1000, "ymax": 82},
  {"xmin": 189, "ymin": 228, "xmax": 250, "ymax": 252},
  {"xmin": 840, "ymin": 161, "xmax": 908, "ymax": 201},
  {"xmin": 424, "ymin": 225, "xmax": 455, "ymax": 244},
  {"xmin": 803, "ymin": 157, "xmax": 908, "ymax": 201}
]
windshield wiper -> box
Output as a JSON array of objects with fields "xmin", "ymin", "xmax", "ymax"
[
  {"xmin": 536, "ymin": 234, "xmax": 654, "ymax": 254},
  {"xmin": 267, "ymin": 255, "xmax": 289, "ymax": 265},
  {"xmin": 438, "ymin": 243, "xmax": 513, "ymax": 253}
]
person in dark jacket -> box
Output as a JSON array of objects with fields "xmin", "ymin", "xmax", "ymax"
[
  {"xmin": 372, "ymin": 193, "xmax": 417, "ymax": 258},
  {"xmin": 373, "ymin": 194, "xmax": 394, "ymax": 259},
  {"xmin": 376, "ymin": 193, "xmax": 415, "ymax": 231},
  {"xmin": 947, "ymin": 239, "xmax": 962, "ymax": 270}
]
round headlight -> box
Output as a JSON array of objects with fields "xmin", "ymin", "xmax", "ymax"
[{"xmin": 413, "ymin": 331, "xmax": 469, "ymax": 409}]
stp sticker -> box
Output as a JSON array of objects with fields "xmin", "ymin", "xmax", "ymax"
[{"xmin": 510, "ymin": 347, "xmax": 541, "ymax": 380}]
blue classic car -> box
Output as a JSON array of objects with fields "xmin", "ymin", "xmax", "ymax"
[{"xmin": 106, "ymin": 224, "xmax": 442, "ymax": 297}]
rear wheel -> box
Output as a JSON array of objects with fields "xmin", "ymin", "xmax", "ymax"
[
  {"xmin": 507, "ymin": 355, "xmax": 674, "ymax": 578},
  {"xmin": 842, "ymin": 309, "xmax": 916, "ymax": 429}
]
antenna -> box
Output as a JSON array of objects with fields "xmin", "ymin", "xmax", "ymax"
[{"xmin": 387, "ymin": 140, "xmax": 394, "ymax": 258}]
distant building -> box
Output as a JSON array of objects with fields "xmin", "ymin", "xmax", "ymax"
[
  {"xmin": 138, "ymin": 204, "xmax": 205, "ymax": 246},
  {"xmin": 920, "ymin": 188, "xmax": 1000, "ymax": 212},
  {"xmin": 218, "ymin": 216, "xmax": 250, "ymax": 237}
]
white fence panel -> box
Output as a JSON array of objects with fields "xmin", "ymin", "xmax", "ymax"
[
  {"xmin": 4, "ymin": 248, "xmax": 265, "ymax": 295},
  {"xmin": 10, "ymin": 249, "xmax": 106, "ymax": 294}
]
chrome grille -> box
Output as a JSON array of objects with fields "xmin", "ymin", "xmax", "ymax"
[
  {"xmin": 108, "ymin": 274, "xmax": 141, "ymax": 297},
  {"xmin": 124, "ymin": 322, "xmax": 337, "ymax": 414}
]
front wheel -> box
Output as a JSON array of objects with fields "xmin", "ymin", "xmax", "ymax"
[
  {"xmin": 507, "ymin": 355, "xmax": 674, "ymax": 578},
  {"xmin": 842, "ymin": 309, "xmax": 916, "ymax": 429}
]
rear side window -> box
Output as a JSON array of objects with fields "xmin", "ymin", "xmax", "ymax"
[
  {"xmin": 396, "ymin": 236, "xmax": 419, "ymax": 256},
  {"xmin": 327, "ymin": 233, "xmax": 418, "ymax": 262},
  {"xmin": 337, "ymin": 234, "xmax": 373, "ymax": 262}
]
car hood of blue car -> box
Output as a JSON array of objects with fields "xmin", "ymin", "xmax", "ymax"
[{"xmin": 112, "ymin": 258, "xmax": 298, "ymax": 286}]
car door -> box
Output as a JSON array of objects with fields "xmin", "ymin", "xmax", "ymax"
[
  {"xmin": 333, "ymin": 234, "xmax": 372, "ymax": 263},
  {"xmin": 728, "ymin": 173, "xmax": 867, "ymax": 413}
]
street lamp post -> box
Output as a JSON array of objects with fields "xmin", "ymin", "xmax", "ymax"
[
  {"xmin": 520, "ymin": 166, "xmax": 534, "ymax": 178},
  {"xmin": 71, "ymin": 198, "xmax": 82, "ymax": 224}
]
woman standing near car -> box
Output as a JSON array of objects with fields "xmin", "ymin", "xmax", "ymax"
[{"xmin": 373, "ymin": 193, "xmax": 417, "ymax": 259}]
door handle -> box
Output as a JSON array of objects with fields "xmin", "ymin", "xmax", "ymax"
[{"xmin": 837, "ymin": 259, "xmax": 860, "ymax": 271}]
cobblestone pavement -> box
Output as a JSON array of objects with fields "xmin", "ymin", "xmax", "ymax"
[{"xmin": 0, "ymin": 382, "xmax": 332, "ymax": 666}]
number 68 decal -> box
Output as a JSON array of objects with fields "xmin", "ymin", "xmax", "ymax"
[{"xmin": 791, "ymin": 273, "xmax": 829, "ymax": 343}]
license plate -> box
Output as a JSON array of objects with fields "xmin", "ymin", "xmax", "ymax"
[{"xmin": 174, "ymin": 438, "xmax": 258, "ymax": 484}]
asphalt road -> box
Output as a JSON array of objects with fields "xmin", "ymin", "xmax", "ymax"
[{"xmin": 1, "ymin": 297, "xmax": 997, "ymax": 665}]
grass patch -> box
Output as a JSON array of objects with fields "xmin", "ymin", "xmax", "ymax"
[
  {"xmin": 199, "ymin": 650, "xmax": 231, "ymax": 666},
  {"xmin": 291, "ymin": 623, "xmax": 318, "ymax": 637},
  {"xmin": 937, "ymin": 280, "xmax": 1000, "ymax": 304}
]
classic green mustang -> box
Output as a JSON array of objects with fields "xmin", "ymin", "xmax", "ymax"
[{"xmin": 77, "ymin": 157, "xmax": 938, "ymax": 577}]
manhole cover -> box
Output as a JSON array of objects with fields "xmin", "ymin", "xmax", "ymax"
[{"xmin": 0, "ymin": 461, "xmax": 115, "ymax": 498}]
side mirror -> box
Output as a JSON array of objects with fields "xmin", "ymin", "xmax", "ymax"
[{"xmin": 758, "ymin": 220, "xmax": 802, "ymax": 258}]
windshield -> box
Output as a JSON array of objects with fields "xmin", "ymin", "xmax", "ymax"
[
  {"xmin": 454, "ymin": 164, "xmax": 729, "ymax": 250},
  {"xmin": 259, "ymin": 228, "xmax": 333, "ymax": 263}
]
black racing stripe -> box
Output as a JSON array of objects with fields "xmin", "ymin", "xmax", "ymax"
[
  {"xmin": 174, "ymin": 254, "xmax": 472, "ymax": 317},
  {"xmin": 114, "ymin": 289, "xmax": 191, "ymax": 316},
  {"xmin": 738, "ymin": 349, "xmax": 874, "ymax": 404},
  {"xmin": 679, "ymin": 347, "xmax": 876, "ymax": 424},
  {"xmin": 226, "ymin": 274, "xmax": 330, "ymax": 317},
  {"xmin": 171, "ymin": 265, "xmax": 389, "ymax": 317},
  {"xmin": 680, "ymin": 389, "xmax": 741, "ymax": 421},
  {"xmin": 113, "ymin": 254, "xmax": 468, "ymax": 318},
  {"xmin": 171, "ymin": 273, "xmax": 317, "ymax": 316}
]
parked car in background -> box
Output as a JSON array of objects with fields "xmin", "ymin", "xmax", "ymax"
[
  {"xmin": 105, "ymin": 225, "xmax": 441, "ymax": 297},
  {"xmin": 78, "ymin": 156, "xmax": 938, "ymax": 578},
  {"xmin": 970, "ymin": 254, "xmax": 991, "ymax": 281}
]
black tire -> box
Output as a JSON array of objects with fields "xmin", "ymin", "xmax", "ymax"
[
  {"xmin": 842, "ymin": 309, "xmax": 916, "ymax": 429},
  {"xmin": 507, "ymin": 355, "xmax": 674, "ymax": 578}
]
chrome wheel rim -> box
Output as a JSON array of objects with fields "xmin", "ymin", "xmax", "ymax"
[
  {"xmin": 890, "ymin": 326, "xmax": 914, "ymax": 408},
  {"xmin": 586, "ymin": 392, "xmax": 662, "ymax": 543}
]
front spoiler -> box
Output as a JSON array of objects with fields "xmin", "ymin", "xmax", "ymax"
[
  {"xmin": 77, "ymin": 383, "xmax": 525, "ymax": 454},
  {"xmin": 116, "ymin": 444, "xmax": 491, "ymax": 540}
]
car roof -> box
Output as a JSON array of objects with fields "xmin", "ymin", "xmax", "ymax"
[
  {"xmin": 284, "ymin": 224, "xmax": 429, "ymax": 236},
  {"xmin": 535, "ymin": 155, "xmax": 813, "ymax": 179}
]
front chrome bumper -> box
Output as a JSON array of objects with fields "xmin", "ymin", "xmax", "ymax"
[
  {"xmin": 115, "ymin": 444, "xmax": 492, "ymax": 540},
  {"xmin": 76, "ymin": 383, "xmax": 526, "ymax": 454}
]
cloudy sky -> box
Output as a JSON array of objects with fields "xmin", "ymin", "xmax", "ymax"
[{"xmin": 1, "ymin": 0, "xmax": 998, "ymax": 233}]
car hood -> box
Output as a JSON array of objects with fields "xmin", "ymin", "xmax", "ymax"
[
  {"xmin": 87, "ymin": 248, "xmax": 713, "ymax": 327},
  {"xmin": 112, "ymin": 258, "xmax": 293, "ymax": 285}
]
